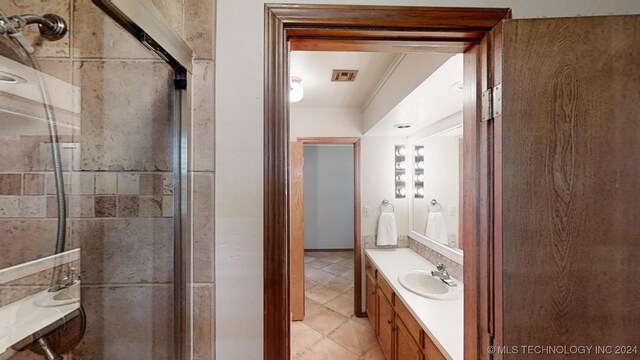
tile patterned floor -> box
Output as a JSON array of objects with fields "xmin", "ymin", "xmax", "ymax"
[{"xmin": 292, "ymin": 251, "xmax": 384, "ymax": 360}]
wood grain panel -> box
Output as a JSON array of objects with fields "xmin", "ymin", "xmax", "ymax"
[
  {"xmin": 500, "ymin": 15, "xmax": 640, "ymax": 357},
  {"xmin": 395, "ymin": 298, "xmax": 423, "ymax": 347},
  {"xmin": 290, "ymin": 38, "xmax": 471, "ymax": 53},
  {"xmin": 270, "ymin": 4, "xmax": 510, "ymax": 30},
  {"xmin": 462, "ymin": 43, "xmax": 482, "ymax": 360},
  {"xmin": 290, "ymin": 142, "xmax": 305, "ymax": 321},
  {"xmin": 377, "ymin": 275, "xmax": 395, "ymax": 306},
  {"xmin": 378, "ymin": 290, "xmax": 395, "ymax": 360},
  {"xmin": 366, "ymin": 272, "xmax": 378, "ymax": 334},
  {"xmin": 264, "ymin": 7, "xmax": 290, "ymax": 360},
  {"xmin": 396, "ymin": 318, "xmax": 424, "ymax": 360}
]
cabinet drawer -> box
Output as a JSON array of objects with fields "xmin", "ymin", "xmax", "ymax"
[
  {"xmin": 365, "ymin": 256, "xmax": 376, "ymax": 279},
  {"xmin": 377, "ymin": 274, "xmax": 394, "ymax": 304},
  {"xmin": 423, "ymin": 331, "xmax": 446, "ymax": 360},
  {"xmin": 395, "ymin": 298, "xmax": 423, "ymax": 347}
]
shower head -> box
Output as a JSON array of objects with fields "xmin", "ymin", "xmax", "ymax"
[
  {"xmin": 0, "ymin": 13, "xmax": 68, "ymax": 41},
  {"xmin": 35, "ymin": 14, "xmax": 68, "ymax": 41}
]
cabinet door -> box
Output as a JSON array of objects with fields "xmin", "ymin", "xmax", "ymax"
[
  {"xmin": 378, "ymin": 292, "xmax": 394, "ymax": 360},
  {"xmin": 396, "ymin": 317, "xmax": 423, "ymax": 360},
  {"xmin": 366, "ymin": 273, "xmax": 377, "ymax": 332}
]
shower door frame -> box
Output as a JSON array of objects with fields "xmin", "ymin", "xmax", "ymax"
[{"xmin": 91, "ymin": 2, "xmax": 194, "ymax": 360}]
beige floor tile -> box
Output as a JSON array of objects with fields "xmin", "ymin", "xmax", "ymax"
[
  {"xmin": 305, "ymin": 284, "xmax": 341, "ymax": 304},
  {"xmin": 350, "ymin": 314, "xmax": 372, "ymax": 328},
  {"xmin": 338, "ymin": 258, "xmax": 355, "ymax": 269},
  {"xmin": 304, "ymin": 297, "xmax": 321, "ymax": 314},
  {"xmin": 339, "ymin": 269, "xmax": 355, "ymax": 281},
  {"xmin": 360, "ymin": 345, "xmax": 385, "ymax": 360},
  {"xmin": 326, "ymin": 278, "xmax": 353, "ymax": 294},
  {"xmin": 323, "ymin": 263, "xmax": 353, "ymax": 277},
  {"xmin": 305, "ymin": 268, "xmax": 336, "ymax": 283},
  {"xmin": 322, "ymin": 253, "xmax": 347, "ymax": 263},
  {"xmin": 325, "ymin": 294, "xmax": 355, "ymax": 317},
  {"xmin": 291, "ymin": 321, "xmax": 323, "ymax": 356},
  {"xmin": 295, "ymin": 338, "xmax": 359, "ymax": 360},
  {"xmin": 303, "ymin": 306, "xmax": 348, "ymax": 335},
  {"xmin": 307, "ymin": 259, "xmax": 333, "ymax": 269},
  {"xmin": 328, "ymin": 320, "xmax": 379, "ymax": 356},
  {"xmin": 305, "ymin": 251, "xmax": 329, "ymax": 259},
  {"xmin": 293, "ymin": 251, "xmax": 379, "ymax": 360}
]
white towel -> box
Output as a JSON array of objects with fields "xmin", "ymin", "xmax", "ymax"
[
  {"xmin": 425, "ymin": 211, "xmax": 448, "ymax": 245},
  {"xmin": 376, "ymin": 212, "xmax": 398, "ymax": 246}
]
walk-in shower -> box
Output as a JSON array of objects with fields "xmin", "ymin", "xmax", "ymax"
[
  {"xmin": 0, "ymin": 1, "xmax": 191, "ymax": 359},
  {"xmin": 0, "ymin": 9, "xmax": 79, "ymax": 360}
]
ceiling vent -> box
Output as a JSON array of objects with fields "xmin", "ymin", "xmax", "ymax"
[{"xmin": 331, "ymin": 69, "xmax": 358, "ymax": 82}]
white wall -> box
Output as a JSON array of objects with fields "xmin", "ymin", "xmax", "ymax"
[
  {"xmin": 361, "ymin": 136, "xmax": 409, "ymax": 237},
  {"xmin": 290, "ymin": 107, "xmax": 362, "ymax": 140},
  {"xmin": 304, "ymin": 145, "xmax": 355, "ymax": 249},
  {"xmin": 215, "ymin": 2, "xmax": 640, "ymax": 358}
]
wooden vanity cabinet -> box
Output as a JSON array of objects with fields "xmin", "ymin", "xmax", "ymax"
[
  {"xmin": 366, "ymin": 272, "xmax": 377, "ymax": 333},
  {"xmin": 365, "ymin": 255, "xmax": 446, "ymax": 360},
  {"xmin": 377, "ymin": 288, "xmax": 395, "ymax": 360},
  {"xmin": 396, "ymin": 317, "xmax": 423, "ymax": 360}
]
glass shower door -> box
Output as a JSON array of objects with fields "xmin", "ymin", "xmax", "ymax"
[{"xmin": 0, "ymin": 1, "xmax": 182, "ymax": 359}]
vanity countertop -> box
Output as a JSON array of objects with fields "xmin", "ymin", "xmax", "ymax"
[{"xmin": 365, "ymin": 248, "xmax": 463, "ymax": 360}]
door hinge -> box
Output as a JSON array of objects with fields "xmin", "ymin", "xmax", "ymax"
[{"xmin": 481, "ymin": 84, "xmax": 501, "ymax": 121}]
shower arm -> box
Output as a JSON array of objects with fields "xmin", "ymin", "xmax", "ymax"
[{"xmin": 0, "ymin": 14, "xmax": 67, "ymax": 41}]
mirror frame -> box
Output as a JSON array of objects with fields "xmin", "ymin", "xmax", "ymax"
[{"xmin": 407, "ymin": 112, "xmax": 464, "ymax": 264}]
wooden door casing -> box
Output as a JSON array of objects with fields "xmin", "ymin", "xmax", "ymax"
[{"xmin": 289, "ymin": 142, "xmax": 305, "ymax": 321}]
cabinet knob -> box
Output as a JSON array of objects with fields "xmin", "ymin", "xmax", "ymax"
[{"xmin": 387, "ymin": 319, "xmax": 392, "ymax": 325}]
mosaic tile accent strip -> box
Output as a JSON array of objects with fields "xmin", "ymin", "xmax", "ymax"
[
  {"xmin": 408, "ymin": 237, "xmax": 462, "ymax": 280},
  {"xmin": 362, "ymin": 234, "xmax": 410, "ymax": 249}
]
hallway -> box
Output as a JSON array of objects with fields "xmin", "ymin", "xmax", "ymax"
[{"xmin": 291, "ymin": 250, "xmax": 384, "ymax": 359}]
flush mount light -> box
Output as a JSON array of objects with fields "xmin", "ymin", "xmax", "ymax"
[
  {"xmin": 394, "ymin": 123, "xmax": 413, "ymax": 129},
  {"xmin": 290, "ymin": 76, "xmax": 304, "ymax": 103},
  {"xmin": 0, "ymin": 71, "xmax": 27, "ymax": 85}
]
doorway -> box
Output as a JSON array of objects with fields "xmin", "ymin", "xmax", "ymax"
[{"xmin": 264, "ymin": 5, "xmax": 511, "ymax": 360}]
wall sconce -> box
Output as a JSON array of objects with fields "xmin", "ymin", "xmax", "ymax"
[
  {"xmin": 290, "ymin": 76, "xmax": 304, "ymax": 103},
  {"xmin": 414, "ymin": 145, "xmax": 424, "ymax": 199},
  {"xmin": 395, "ymin": 145, "xmax": 406, "ymax": 199}
]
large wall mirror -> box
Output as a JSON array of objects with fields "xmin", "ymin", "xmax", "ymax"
[{"xmin": 408, "ymin": 117, "xmax": 463, "ymax": 264}]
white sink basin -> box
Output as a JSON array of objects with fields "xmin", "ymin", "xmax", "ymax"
[{"xmin": 398, "ymin": 270, "xmax": 459, "ymax": 300}]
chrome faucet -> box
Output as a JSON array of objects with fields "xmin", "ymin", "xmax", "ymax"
[
  {"xmin": 431, "ymin": 263, "xmax": 457, "ymax": 287},
  {"xmin": 49, "ymin": 267, "xmax": 78, "ymax": 292}
]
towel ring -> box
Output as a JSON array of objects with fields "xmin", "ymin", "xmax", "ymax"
[
  {"xmin": 380, "ymin": 200, "xmax": 394, "ymax": 213},
  {"xmin": 428, "ymin": 199, "xmax": 442, "ymax": 213}
]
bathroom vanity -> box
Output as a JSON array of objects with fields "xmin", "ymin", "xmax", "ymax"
[{"xmin": 365, "ymin": 249, "xmax": 463, "ymax": 360}]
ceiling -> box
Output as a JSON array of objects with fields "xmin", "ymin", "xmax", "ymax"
[
  {"xmin": 289, "ymin": 51, "xmax": 463, "ymax": 137},
  {"xmin": 289, "ymin": 51, "xmax": 398, "ymax": 109},
  {"xmin": 366, "ymin": 54, "xmax": 463, "ymax": 136}
]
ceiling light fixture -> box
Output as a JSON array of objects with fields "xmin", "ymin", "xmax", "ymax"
[
  {"xmin": 451, "ymin": 81, "xmax": 463, "ymax": 91},
  {"xmin": 290, "ymin": 76, "xmax": 304, "ymax": 103},
  {"xmin": 394, "ymin": 123, "xmax": 413, "ymax": 129}
]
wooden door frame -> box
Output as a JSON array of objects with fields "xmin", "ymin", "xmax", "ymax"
[
  {"xmin": 264, "ymin": 4, "xmax": 511, "ymax": 359},
  {"xmin": 296, "ymin": 137, "xmax": 362, "ymax": 317}
]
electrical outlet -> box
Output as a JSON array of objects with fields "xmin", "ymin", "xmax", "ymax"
[
  {"xmin": 448, "ymin": 206, "xmax": 456, "ymax": 216},
  {"xmin": 364, "ymin": 206, "xmax": 370, "ymax": 217}
]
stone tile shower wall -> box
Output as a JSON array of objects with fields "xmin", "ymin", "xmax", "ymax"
[{"xmin": 1, "ymin": 0, "xmax": 215, "ymax": 359}]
